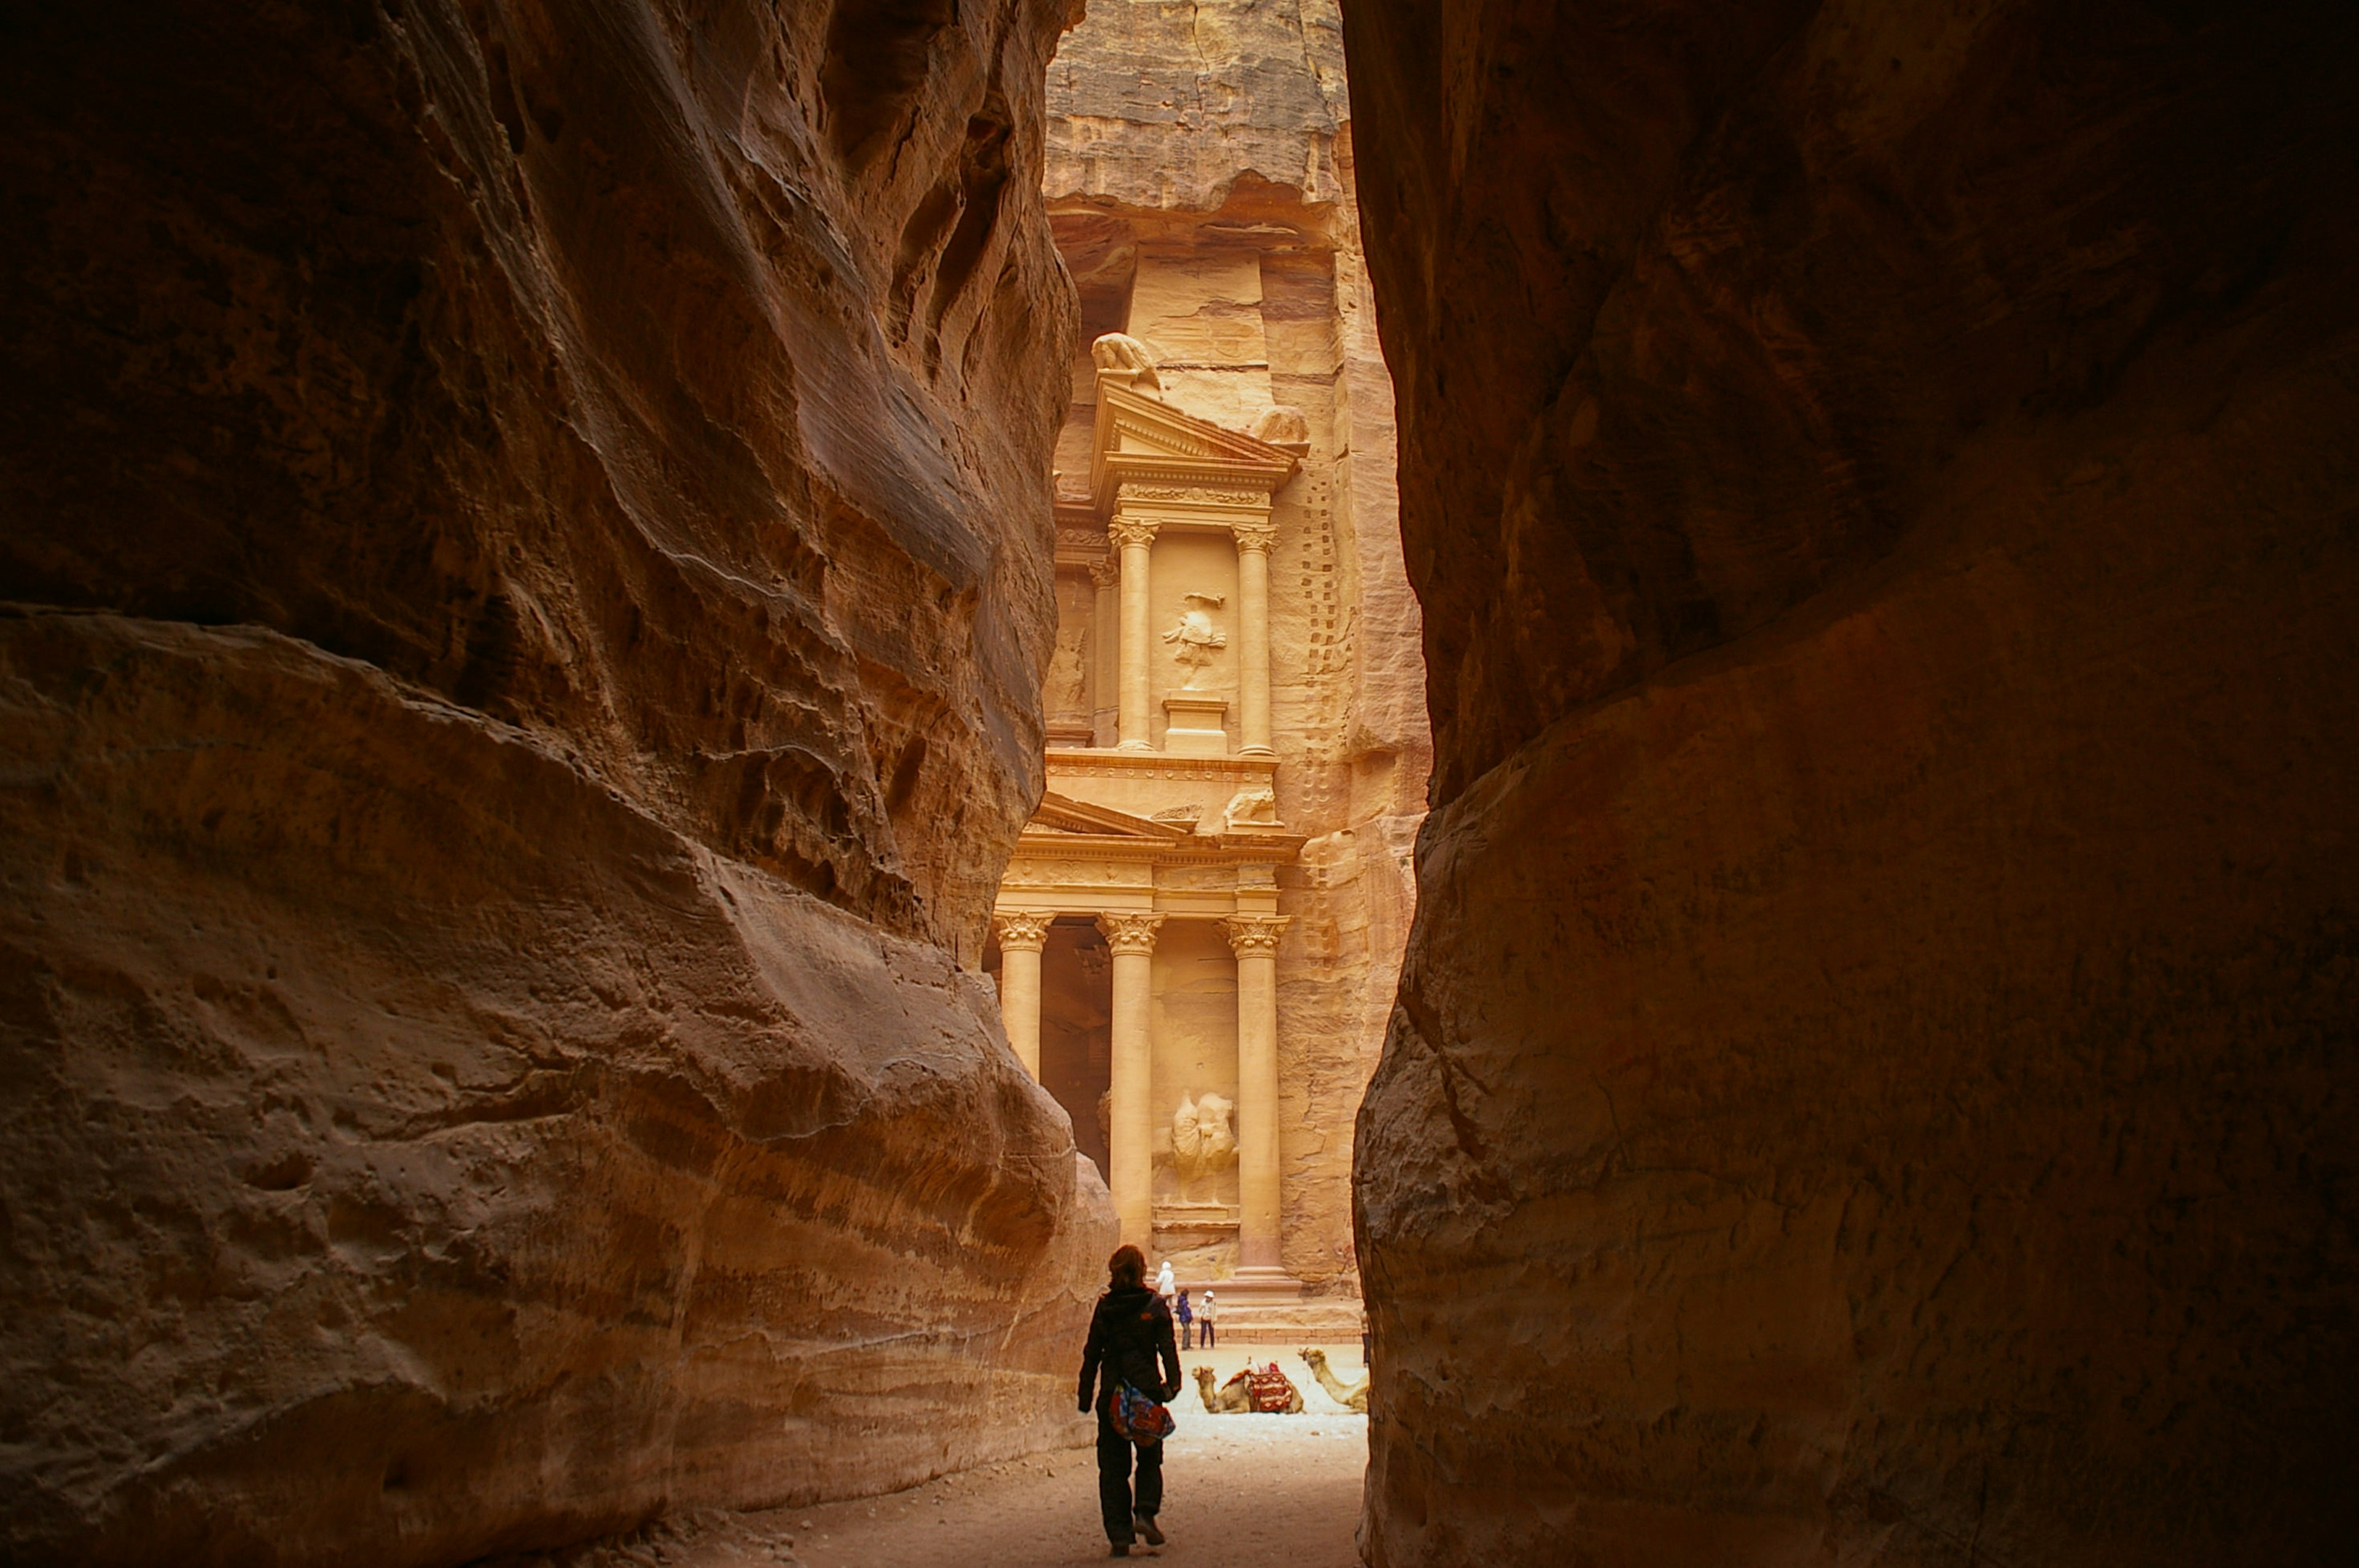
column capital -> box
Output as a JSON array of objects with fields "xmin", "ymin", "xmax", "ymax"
[
  {"xmin": 1108, "ymin": 515, "xmax": 1160, "ymax": 551},
  {"xmin": 1096, "ymin": 911, "xmax": 1167, "ymax": 955},
  {"xmin": 992, "ymin": 910, "xmax": 1054, "ymax": 952},
  {"xmin": 1230, "ymin": 517, "xmax": 1278, "ymax": 554},
  {"xmin": 1219, "ymin": 913, "xmax": 1291, "ymax": 959},
  {"xmin": 1087, "ymin": 553, "xmax": 1121, "ymax": 590}
]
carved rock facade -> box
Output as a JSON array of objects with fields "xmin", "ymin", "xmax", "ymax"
[
  {"xmin": 984, "ymin": 0, "xmax": 1426, "ymax": 1334},
  {"xmin": 0, "ymin": 2, "xmax": 1108, "ymax": 1563},
  {"xmin": 1344, "ymin": 0, "xmax": 2359, "ymax": 1564}
]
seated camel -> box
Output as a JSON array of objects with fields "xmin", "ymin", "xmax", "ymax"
[
  {"xmin": 1193, "ymin": 1364, "xmax": 1305, "ymax": 1414},
  {"xmin": 1299, "ymin": 1348, "xmax": 1369, "ymax": 1413},
  {"xmin": 1192, "ymin": 1365, "xmax": 1252, "ymax": 1413}
]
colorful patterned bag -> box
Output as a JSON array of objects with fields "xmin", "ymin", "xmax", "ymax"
[{"xmin": 1110, "ymin": 1381, "xmax": 1176, "ymax": 1445}]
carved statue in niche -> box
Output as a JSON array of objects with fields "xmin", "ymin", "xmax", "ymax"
[
  {"xmin": 1091, "ymin": 331, "xmax": 1161, "ymax": 392},
  {"xmin": 1044, "ymin": 615, "xmax": 1089, "ymax": 720},
  {"xmin": 1168, "ymin": 1092, "xmax": 1237, "ymax": 1195},
  {"xmin": 1163, "ymin": 593, "xmax": 1227, "ymax": 688}
]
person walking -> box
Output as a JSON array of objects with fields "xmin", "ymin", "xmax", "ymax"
[
  {"xmin": 1079, "ymin": 1244, "xmax": 1182, "ymax": 1558},
  {"xmin": 1197, "ymin": 1287, "xmax": 1217, "ymax": 1348},
  {"xmin": 1154, "ymin": 1257, "xmax": 1175, "ymax": 1299},
  {"xmin": 1175, "ymin": 1287, "xmax": 1194, "ymax": 1351}
]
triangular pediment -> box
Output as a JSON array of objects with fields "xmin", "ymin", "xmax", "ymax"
[
  {"xmin": 1090, "ymin": 381, "xmax": 1298, "ymax": 510},
  {"xmin": 1026, "ymin": 791, "xmax": 1194, "ymax": 840}
]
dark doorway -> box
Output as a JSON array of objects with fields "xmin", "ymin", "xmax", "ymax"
[{"xmin": 1038, "ymin": 916, "xmax": 1113, "ymax": 1178}]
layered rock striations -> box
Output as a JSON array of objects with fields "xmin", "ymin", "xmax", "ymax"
[
  {"xmin": 1344, "ymin": 0, "xmax": 2359, "ymax": 1563},
  {"xmin": 0, "ymin": 2, "xmax": 1106, "ymax": 1564},
  {"xmin": 1043, "ymin": 0, "xmax": 1427, "ymax": 1301}
]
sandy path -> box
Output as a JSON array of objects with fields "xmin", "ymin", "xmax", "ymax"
[{"xmin": 507, "ymin": 1344, "xmax": 1369, "ymax": 1568}]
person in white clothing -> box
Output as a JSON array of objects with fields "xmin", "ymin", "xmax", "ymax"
[
  {"xmin": 1197, "ymin": 1289, "xmax": 1218, "ymax": 1348},
  {"xmin": 1154, "ymin": 1258, "xmax": 1175, "ymax": 1299}
]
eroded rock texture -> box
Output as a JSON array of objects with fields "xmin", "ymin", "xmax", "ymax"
[
  {"xmin": 1345, "ymin": 1, "xmax": 2359, "ymax": 1563},
  {"xmin": 0, "ymin": 2, "xmax": 1106, "ymax": 1564}
]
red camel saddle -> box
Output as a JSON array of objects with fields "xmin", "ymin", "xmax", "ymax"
[{"xmin": 1225, "ymin": 1363, "xmax": 1301, "ymax": 1413}]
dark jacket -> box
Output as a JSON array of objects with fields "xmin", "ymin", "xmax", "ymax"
[{"xmin": 1077, "ymin": 1284, "xmax": 1181, "ymax": 1411}]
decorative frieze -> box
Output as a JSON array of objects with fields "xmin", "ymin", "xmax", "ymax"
[{"xmin": 1118, "ymin": 483, "xmax": 1270, "ymax": 507}]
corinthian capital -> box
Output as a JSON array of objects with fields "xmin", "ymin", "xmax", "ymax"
[
  {"xmin": 1230, "ymin": 517, "xmax": 1278, "ymax": 554},
  {"xmin": 1095, "ymin": 911, "xmax": 1167, "ymax": 955},
  {"xmin": 1219, "ymin": 914, "xmax": 1291, "ymax": 959},
  {"xmin": 1107, "ymin": 515, "xmax": 1160, "ymax": 551},
  {"xmin": 992, "ymin": 910, "xmax": 1054, "ymax": 952}
]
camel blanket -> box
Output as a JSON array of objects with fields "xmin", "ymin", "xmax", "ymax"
[{"xmin": 1227, "ymin": 1364, "xmax": 1299, "ymax": 1413}]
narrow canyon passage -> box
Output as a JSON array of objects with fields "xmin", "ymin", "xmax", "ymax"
[{"xmin": 6, "ymin": 1, "xmax": 2357, "ymax": 1567}]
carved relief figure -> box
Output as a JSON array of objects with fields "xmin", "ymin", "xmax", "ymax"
[
  {"xmin": 1168, "ymin": 1091, "xmax": 1238, "ymax": 1191},
  {"xmin": 1249, "ymin": 404, "xmax": 1311, "ymax": 448},
  {"xmin": 1044, "ymin": 615, "xmax": 1089, "ymax": 721},
  {"xmin": 1090, "ymin": 330, "xmax": 1161, "ymax": 392},
  {"xmin": 1223, "ymin": 787, "xmax": 1279, "ymax": 828},
  {"xmin": 1163, "ymin": 592, "xmax": 1227, "ymax": 688}
]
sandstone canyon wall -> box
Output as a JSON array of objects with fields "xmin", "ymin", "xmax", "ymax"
[
  {"xmin": 1344, "ymin": 1, "xmax": 2359, "ymax": 1564},
  {"xmin": 1044, "ymin": 0, "xmax": 1427, "ymax": 1300},
  {"xmin": 0, "ymin": 2, "xmax": 1109, "ymax": 1564}
]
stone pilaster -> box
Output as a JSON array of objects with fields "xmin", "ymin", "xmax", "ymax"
[
  {"xmin": 1221, "ymin": 913, "xmax": 1291, "ymax": 1270},
  {"xmin": 1087, "ymin": 553, "xmax": 1121, "ymax": 747},
  {"xmin": 1097, "ymin": 911, "xmax": 1166, "ymax": 1246},
  {"xmin": 1109, "ymin": 515, "xmax": 1159, "ymax": 750},
  {"xmin": 1232, "ymin": 515, "xmax": 1277, "ymax": 756},
  {"xmin": 992, "ymin": 910, "xmax": 1054, "ymax": 1078}
]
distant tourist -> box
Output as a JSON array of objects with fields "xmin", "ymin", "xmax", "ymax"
[
  {"xmin": 1197, "ymin": 1287, "xmax": 1218, "ymax": 1347},
  {"xmin": 1154, "ymin": 1257, "xmax": 1175, "ymax": 1298},
  {"xmin": 1079, "ymin": 1244, "xmax": 1182, "ymax": 1558},
  {"xmin": 1175, "ymin": 1287, "xmax": 1194, "ymax": 1349}
]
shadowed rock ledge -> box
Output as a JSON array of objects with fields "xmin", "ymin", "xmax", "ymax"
[
  {"xmin": 0, "ymin": 1, "xmax": 1106, "ymax": 1563},
  {"xmin": 1344, "ymin": 0, "xmax": 2359, "ymax": 1564}
]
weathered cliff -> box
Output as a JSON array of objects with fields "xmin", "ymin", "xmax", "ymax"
[
  {"xmin": 0, "ymin": 2, "xmax": 1106, "ymax": 1564},
  {"xmin": 1345, "ymin": 0, "xmax": 2359, "ymax": 1563},
  {"xmin": 1044, "ymin": 0, "xmax": 1426, "ymax": 1300}
]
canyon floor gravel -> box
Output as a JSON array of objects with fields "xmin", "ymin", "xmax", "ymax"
[{"xmin": 497, "ymin": 1344, "xmax": 1370, "ymax": 1568}]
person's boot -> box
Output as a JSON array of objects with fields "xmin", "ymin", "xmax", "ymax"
[{"xmin": 1135, "ymin": 1513, "xmax": 1166, "ymax": 1545}]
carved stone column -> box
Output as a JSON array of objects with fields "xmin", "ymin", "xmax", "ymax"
[
  {"xmin": 992, "ymin": 911, "xmax": 1053, "ymax": 1078},
  {"xmin": 1110, "ymin": 514, "xmax": 1159, "ymax": 751},
  {"xmin": 1232, "ymin": 515, "xmax": 1277, "ymax": 756},
  {"xmin": 1088, "ymin": 554, "xmax": 1120, "ymax": 747},
  {"xmin": 1221, "ymin": 913, "xmax": 1291, "ymax": 1270},
  {"xmin": 1098, "ymin": 911, "xmax": 1165, "ymax": 1246}
]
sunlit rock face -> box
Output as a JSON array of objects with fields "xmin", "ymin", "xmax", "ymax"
[
  {"xmin": 1343, "ymin": 1, "xmax": 2359, "ymax": 1564},
  {"xmin": 0, "ymin": 2, "xmax": 1107, "ymax": 1564},
  {"xmin": 1041, "ymin": 0, "xmax": 1427, "ymax": 1306}
]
